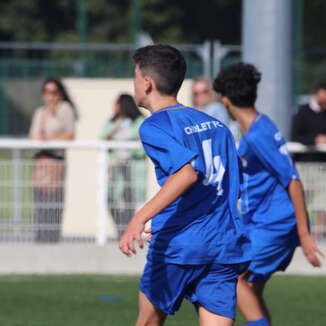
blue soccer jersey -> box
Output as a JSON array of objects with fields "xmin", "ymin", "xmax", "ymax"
[
  {"xmin": 139, "ymin": 104, "xmax": 251, "ymax": 265},
  {"xmin": 238, "ymin": 114, "xmax": 300, "ymax": 245}
]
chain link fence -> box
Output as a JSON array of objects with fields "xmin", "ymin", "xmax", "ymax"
[
  {"xmin": 0, "ymin": 140, "xmax": 147, "ymax": 244},
  {"xmin": 0, "ymin": 140, "xmax": 325, "ymax": 244},
  {"xmin": 296, "ymin": 162, "xmax": 326, "ymax": 240}
]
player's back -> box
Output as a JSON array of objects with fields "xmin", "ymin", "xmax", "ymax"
[
  {"xmin": 238, "ymin": 114, "xmax": 299, "ymax": 243},
  {"xmin": 139, "ymin": 105, "xmax": 251, "ymax": 265}
]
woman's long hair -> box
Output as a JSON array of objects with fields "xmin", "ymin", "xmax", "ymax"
[
  {"xmin": 111, "ymin": 94, "xmax": 143, "ymax": 122},
  {"xmin": 42, "ymin": 78, "xmax": 78, "ymax": 120}
]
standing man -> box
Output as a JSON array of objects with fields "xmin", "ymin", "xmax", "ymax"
[
  {"xmin": 292, "ymin": 80, "xmax": 326, "ymax": 151},
  {"xmin": 192, "ymin": 77, "xmax": 229, "ymax": 125},
  {"xmin": 292, "ymin": 81, "xmax": 326, "ymax": 239},
  {"xmin": 192, "ymin": 77, "xmax": 241, "ymax": 141}
]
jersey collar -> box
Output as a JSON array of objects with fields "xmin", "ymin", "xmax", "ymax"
[{"xmin": 154, "ymin": 103, "xmax": 188, "ymax": 113}]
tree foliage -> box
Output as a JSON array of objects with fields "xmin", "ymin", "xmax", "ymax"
[
  {"xmin": 303, "ymin": 0, "xmax": 326, "ymax": 49},
  {"xmin": 0, "ymin": 0, "xmax": 241, "ymax": 44},
  {"xmin": 0, "ymin": 0, "xmax": 324, "ymax": 48}
]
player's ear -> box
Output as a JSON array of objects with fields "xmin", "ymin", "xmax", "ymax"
[
  {"xmin": 220, "ymin": 96, "xmax": 230, "ymax": 108},
  {"xmin": 144, "ymin": 75, "xmax": 154, "ymax": 95}
]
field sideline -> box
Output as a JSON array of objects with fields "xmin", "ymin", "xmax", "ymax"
[
  {"xmin": 0, "ymin": 274, "xmax": 325, "ymax": 326},
  {"xmin": 1, "ymin": 243, "xmax": 326, "ymax": 275}
]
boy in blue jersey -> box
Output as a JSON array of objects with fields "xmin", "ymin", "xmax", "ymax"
[
  {"xmin": 119, "ymin": 45, "xmax": 251, "ymax": 326},
  {"xmin": 213, "ymin": 63, "xmax": 324, "ymax": 326}
]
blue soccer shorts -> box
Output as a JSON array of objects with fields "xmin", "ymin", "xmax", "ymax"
[
  {"xmin": 247, "ymin": 242, "xmax": 296, "ymax": 283},
  {"xmin": 140, "ymin": 257, "xmax": 248, "ymax": 319}
]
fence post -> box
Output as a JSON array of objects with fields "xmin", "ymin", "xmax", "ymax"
[
  {"xmin": 212, "ymin": 41, "xmax": 230, "ymax": 78},
  {"xmin": 197, "ymin": 41, "xmax": 211, "ymax": 78},
  {"xmin": 96, "ymin": 147, "xmax": 109, "ymax": 245},
  {"xmin": 12, "ymin": 149, "xmax": 22, "ymax": 239}
]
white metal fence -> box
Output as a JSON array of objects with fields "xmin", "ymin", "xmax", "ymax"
[
  {"xmin": 296, "ymin": 162, "xmax": 326, "ymax": 240},
  {"xmin": 0, "ymin": 140, "xmax": 325, "ymax": 244},
  {"xmin": 0, "ymin": 139, "xmax": 146, "ymax": 244}
]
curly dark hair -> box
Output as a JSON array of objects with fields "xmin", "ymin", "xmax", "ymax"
[
  {"xmin": 213, "ymin": 63, "xmax": 261, "ymax": 108},
  {"xmin": 133, "ymin": 44, "xmax": 186, "ymax": 96}
]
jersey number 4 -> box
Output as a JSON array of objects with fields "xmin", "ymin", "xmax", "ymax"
[{"xmin": 202, "ymin": 139, "xmax": 225, "ymax": 195}]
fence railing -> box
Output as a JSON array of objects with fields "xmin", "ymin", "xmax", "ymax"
[
  {"xmin": 0, "ymin": 41, "xmax": 240, "ymax": 78},
  {"xmin": 0, "ymin": 139, "xmax": 325, "ymax": 245},
  {"xmin": 0, "ymin": 139, "xmax": 145, "ymax": 245}
]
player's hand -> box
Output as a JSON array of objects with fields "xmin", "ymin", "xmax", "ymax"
[
  {"xmin": 144, "ymin": 228, "xmax": 152, "ymax": 243},
  {"xmin": 119, "ymin": 218, "xmax": 145, "ymax": 257},
  {"xmin": 301, "ymin": 234, "xmax": 325, "ymax": 267}
]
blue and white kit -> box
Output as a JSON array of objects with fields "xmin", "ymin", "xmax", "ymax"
[
  {"xmin": 238, "ymin": 113, "xmax": 300, "ymax": 282},
  {"xmin": 139, "ymin": 104, "xmax": 251, "ymax": 318}
]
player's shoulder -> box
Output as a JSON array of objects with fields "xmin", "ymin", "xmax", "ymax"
[
  {"xmin": 140, "ymin": 107, "xmax": 191, "ymax": 131},
  {"xmin": 250, "ymin": 114, "xmax": 277, "ymax": 136},
  {"xmin": 247, "ymin": 114, "xmax": 284, "ymax": 147},
  {"xmin": 139, "ymin": 116, "xmax": 153, "ymax": 136},
  {"xmin": 140, "ymin": 113, "xmax": 165, "ymax": 130},
  {"xmin": 139, "ymin": 114, "xmax": 169, "ymax": 140},
  {"xmin": 259, "ymin": 115, "xmax": 285, "ymax": 143}
]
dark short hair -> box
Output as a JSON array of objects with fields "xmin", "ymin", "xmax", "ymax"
[
  {"xmin": 314, "ymin": 80, "xmax": 326, "ymax": 92},
  {"xmin": 111, "ymin": 93, "xmax": 143, "ymax": 121},
  {"xmin": 213, "ymin": 63, "xmax": 261, "ymax": 107},
  {"xmin": 133, "ymin": 44, "xmax": 186, "ymax": 96}
]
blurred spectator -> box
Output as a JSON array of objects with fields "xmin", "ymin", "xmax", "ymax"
[
  {"xmin": 292, "ymin": 80, "xmax": 326, "ymax": 239},
  {"xmin": 192, "ymin": 77, "xmax": 241, "ymax": 141},
  {"xmin": 29, "ymin": 78, "xmax": 77, "ymax": 242},
  {"xmin": 192, "ymin": 77, "xmax": 229, "ymax": 124},
  {"xmin": 292, "ymin": 80, "xmax": 326, "ymax": 160},
  {"xmin": 99, "ymin": 94, "xmax": 145, "ymax": 237}
]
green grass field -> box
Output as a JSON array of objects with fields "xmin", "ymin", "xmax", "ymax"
[{"xmin": 0, "ymin": 274, "xmax": 325, "ymax": 326}]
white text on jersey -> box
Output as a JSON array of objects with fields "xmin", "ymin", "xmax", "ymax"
[{"xmin": 184, "ymin": 120, "xmax": 223, "ymax": 135}]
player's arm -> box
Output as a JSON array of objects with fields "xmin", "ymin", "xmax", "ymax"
[
  {"xmin": 287, "ymin": 178, "xmax": 324, "ymax": 267},
  {"xmin": 248, "ymin": 135, "xmax": 324, "ymax": 266},
  {"xmin": 119, "ymin": 163, "xmax": 197, "ymax": 257}
]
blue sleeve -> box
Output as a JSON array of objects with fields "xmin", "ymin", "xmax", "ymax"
[
  {"xmin": 247, "ymin": 134, "xmax": 299, "ymax": 188},
  {"xmin": 139, "ymin": 120, "xmax": 198, "ymax": 174}
]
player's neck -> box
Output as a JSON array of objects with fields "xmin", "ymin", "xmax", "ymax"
[
  {"xmin": 146, "ymin": 95, "xmax": 179, "ymax": 113},
  {"xmin": 234, "ymin": 107, "xmax": 258, "ymax": 134}
]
